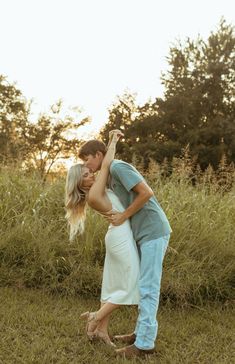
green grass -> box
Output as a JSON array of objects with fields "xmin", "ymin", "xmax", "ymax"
[
  {"xmin": 0, "ymin": 288, "xmax": 234, "ymax": 364},
  {"xmin": 1, "ymin": 158, "xmax": 234, "ymax": 362},
  {"xmin": 0, "ymin": 166, "xmax": 234, "ymax": 305}
]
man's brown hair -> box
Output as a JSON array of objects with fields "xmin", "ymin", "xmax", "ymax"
[{"xmin": 78, "ymin": 140, "xmax": 107, "ymax": 159}]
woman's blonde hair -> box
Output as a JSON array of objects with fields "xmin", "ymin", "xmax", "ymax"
[{"xmin": 65, "ymin": 163, "xmax": 87, "ymax": 241}]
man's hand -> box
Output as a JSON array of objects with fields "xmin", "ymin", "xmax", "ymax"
[{"xmin": 105, "ymin": 210, "xmax": 127, "ymax": 226}]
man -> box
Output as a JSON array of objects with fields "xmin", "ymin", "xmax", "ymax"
[{"xmin": 78, "ymin": 135, "xmax": 171, "ymax": 359}]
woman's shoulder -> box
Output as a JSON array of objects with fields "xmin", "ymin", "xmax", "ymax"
[{"xmin": 87, "ymin": 190, "xmax": 111, "ymax": 212}]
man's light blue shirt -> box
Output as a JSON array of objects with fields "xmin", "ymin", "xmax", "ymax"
[{"xmin": 110, "ymin": 160, "xmax": 172, "ymax": 244}]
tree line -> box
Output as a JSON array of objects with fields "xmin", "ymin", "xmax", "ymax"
[
  {"xmin": 1, "ymin": 19, "xmax": 234, "ymax": 179},
  {"xmin": 100, "ymin": 19, "xmax": 235, "ymax": 170},
  {"xmin": 0, "ymin": 82, "xmax": 89, "ymax": 180}
]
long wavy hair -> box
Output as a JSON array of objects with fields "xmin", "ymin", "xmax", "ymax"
[{"xmin": 65, "ymin": 163, "xmax": 87, "ymax": 241}]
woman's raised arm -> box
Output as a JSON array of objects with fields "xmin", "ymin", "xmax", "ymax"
[
  {"xmin": 101, "ymin": 130, "xmax": 123, "ymax": 169},
  {"xmin": 87, "ymin": 130, "xmax": 123, "ymax": 211}
]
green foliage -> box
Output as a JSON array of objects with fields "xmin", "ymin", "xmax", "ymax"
[
  {"xmin": 0, "ymin": 76, "xmax": 89, "ymax": 180},
  {"xmin": 0, "ymin": 75, "xmax": 29, "ymax": 162},
  {"xmin": 0, "ymin": 163, "xmax": 234, "ymax": 305},
  {"xmin": 0, "ymin": 166, "xmax": 106, "ymax": 296},
  {"xmin": 24, "ymin": 100, "xmax": 89, "ymax": 180},
  {"xmin": 159, "ymin": 18, "xmax": 235, "ymax": 168},
  {"xmin": 101, "ymin": 19, "xmax": 235, "ymax": 169},
  {"xmin": 99, "ymin": 92, "xmax": 140, "ymax": 162}
]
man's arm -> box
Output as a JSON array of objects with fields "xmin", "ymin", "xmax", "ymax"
[{"xmin": 107, "ymin": 181, "xmax": 154, "ymax": 226}]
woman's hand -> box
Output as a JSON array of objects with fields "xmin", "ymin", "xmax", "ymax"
[
  {"xmin": 101, "ymin": 130, "xmax": 124, "ymax": 169},
  {"xmin": 109, "ymin": 129, "xmax": 124, "ymax": 144}
]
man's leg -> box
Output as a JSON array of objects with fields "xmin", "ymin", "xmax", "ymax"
[{"xmin": 134, "ymin": 235, "xmax": 170, "ymax": 350}]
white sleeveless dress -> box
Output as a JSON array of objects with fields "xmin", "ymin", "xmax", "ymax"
[{"xmin": 101, "ymin": 189, "xmax": 140, "ymax": 305}]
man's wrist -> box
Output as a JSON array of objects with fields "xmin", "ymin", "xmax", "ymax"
[{"xmin": 123, "ymin": 210, "xmax": 131, "ymax": 220}]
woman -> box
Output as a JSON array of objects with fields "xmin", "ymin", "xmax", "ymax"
[{"xmin": 65, "ymin": 130, "xmax": 140, "ymax": 346}]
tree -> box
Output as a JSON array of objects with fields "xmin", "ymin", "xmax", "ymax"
[
  {"xmin": 100, "ymin": 92, "xmax": 139, "ymax": 162},
  {"xmin": 0, "ymin": 75, "xmax": 89, "ymax": 179},
  {"xmin": 100, "ymin": 19, "xmax": 235, "ymax": 169},
  {"xmin": 0, "ymin": 75, "xmax": 29, "ymax": 162},
  {"xmin": 100, "ymin": 91, "xmax": 182, "ymax": 166},
  {"xmin": 159, "ymin": 18, "xmax": 235, "ymax": 168},
  {"xmin": 24, "ymin": 100, "xmax": 89, "ymax": 180}
]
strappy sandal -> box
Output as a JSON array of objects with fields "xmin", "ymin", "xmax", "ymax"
[
  {"xmin": 94, "ymin": 329, "xmax": 116, "ymax": 347},
  {"xmin": 80, "ymin": 311, "xmax": 99, "ymax": 341}
]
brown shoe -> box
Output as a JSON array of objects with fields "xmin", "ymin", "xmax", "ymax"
[
  {"xmin": 115, "ymin": 344, "xmax": 155, "ymax": 359},
  {"xmin": 113, "ymin": 333, "xmax": 136, "ymax": 345}
]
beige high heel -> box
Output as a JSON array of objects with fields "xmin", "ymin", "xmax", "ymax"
[
  {"xmin": 80, "ymin": 311, "xmax": 99, "ymax": 341},
  {"xmin": 94, "ymin": 329, "xmax": 116, "ymax": 347}
]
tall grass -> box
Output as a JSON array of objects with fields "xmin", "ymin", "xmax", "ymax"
[{"xmin": 0, "ymin": 159, "xmax": 234, "ymax": 305}]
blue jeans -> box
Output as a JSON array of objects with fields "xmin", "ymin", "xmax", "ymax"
[{"xmin": 134, "ymin": 235, "xmax": 170, "ymax": 350}]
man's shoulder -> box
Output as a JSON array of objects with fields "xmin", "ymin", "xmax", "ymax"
[
  {"xmin": 110, "ymin": 159, "xmax": 144, "ymax": 179},
  {"xmin": 110, "ymin": 159, "xmax": 132, "ymax": 170}
]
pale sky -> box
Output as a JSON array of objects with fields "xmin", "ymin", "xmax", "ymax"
[{"xmin": 1, "ymin": 0, "xmax": 235, "ymax": 137}]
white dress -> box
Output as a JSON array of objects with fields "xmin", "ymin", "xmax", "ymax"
[{"xmin": 101, "ymin": 189, "xmax": 140, "ymax": 305}]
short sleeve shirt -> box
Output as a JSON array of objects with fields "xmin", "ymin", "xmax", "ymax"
[{"xmin": 109, "ymin": 160, "xmax": 172, "ymax": 244}]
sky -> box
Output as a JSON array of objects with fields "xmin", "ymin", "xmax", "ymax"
[{"xmin": 1, "ymin": 0, "xmax": 235, "ymax": 137}]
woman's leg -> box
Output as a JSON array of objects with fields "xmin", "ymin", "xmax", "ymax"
[
  {"xmin": 81, "ymin": 302, "xmax": 119, "ymax": 334},
  {"xmin": 96, "ymin": 302, "xmax": 119, "ymax": 322},
  {"xmin": 95, "ymin": 303, "xmax": 110, "ymax": 334},
  {"xmin": 95, "ymin": 302, "xmax": 119, "ymax": 346},
  {"xmin": 82, "ymin": 302, "xmax": 119, "ymax": 346}
]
